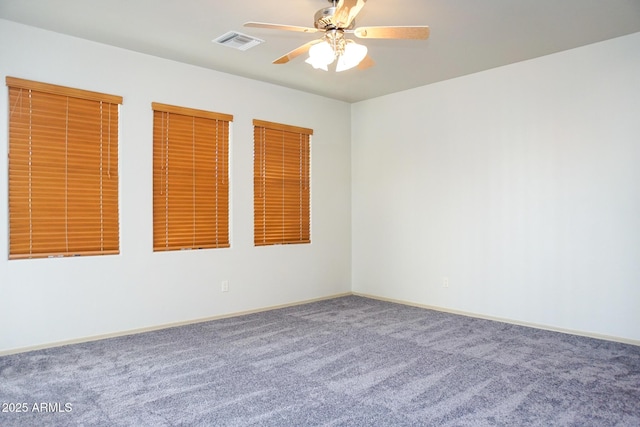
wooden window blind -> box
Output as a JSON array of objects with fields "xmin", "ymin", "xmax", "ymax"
[
  {"xmin": 253, "ymin": 119, "xmax": 311, "ymax": 246},
  {"xmin": 152, "ymin": 103, "xmax": 232, "ymax": 251},
  {"xmin": 7, "ymin": 77, "xmax": 122, "ymax": 260}
]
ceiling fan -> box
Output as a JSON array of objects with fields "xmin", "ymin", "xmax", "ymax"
[{"xmin": 244, "ymin": 0, "xmax": 430, "ymax": 72}]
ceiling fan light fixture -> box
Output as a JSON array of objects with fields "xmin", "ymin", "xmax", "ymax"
[
  {"xmin": 306, "ymin": 39, "xmax": 367, "ymax": 72},
  {"xmin": 336, "ymin": 41, "xmax": 368, "ymax": 72},
  {"xmin": 305, "ymin": 41, "xmax": 335, "ymax": 71}
]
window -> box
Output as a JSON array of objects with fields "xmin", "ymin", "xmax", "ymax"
[
  {"xmin": 253, "ymin": 119, "xmax": 311, "ymax": 246},
  {"xmin": 7, "ymin": 77, "xmax": 122, "ymax": 259},
  {"xmin": 152, "ymin": 103, "xmax": 231, "ymax": 251}
]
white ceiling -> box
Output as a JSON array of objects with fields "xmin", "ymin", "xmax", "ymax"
[{"xmin": 1, "ymin": 0, "xmax": 639, "ymax": 103}]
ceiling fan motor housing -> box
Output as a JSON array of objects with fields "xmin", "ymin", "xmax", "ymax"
[{"xmin": 314, "ymin": 6, "xmax": 355, "ymax": 30}]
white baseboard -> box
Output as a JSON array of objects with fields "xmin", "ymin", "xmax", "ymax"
[
  {"xmin": 353, "ymin": 292, "xmax": 640, "ymax": 347},
  {"xmin": 3, "ymin": 291, "xmax": 637, "ymax": 356}
]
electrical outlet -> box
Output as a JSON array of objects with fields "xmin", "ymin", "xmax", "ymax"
[
  {"xmin": 443, "ymin": 277, "xmax": 449, "ymax": 288},
  {"xmin": 221, "ymin": 280, "xmax": 229, "ymax": 292}
]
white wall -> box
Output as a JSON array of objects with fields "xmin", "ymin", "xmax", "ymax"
[
  {"xmin": 352, "ymin": 33, "xmax": 640, "ymax": 342},
  {"xmin": 0, "ymin": 20, "xmax": 352, "ymax": 353},
  {"xmin": 2, "ymin": 19, "xmax": 638, "ymax": 353}
]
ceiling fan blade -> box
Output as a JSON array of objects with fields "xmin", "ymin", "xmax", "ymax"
[
  {"xmin": 331, "ymin": 0, "xmax": 367, "ymax": 28},
  {"xmin": 357, "ymin": 54, "xmax": 375, "ymax": 70},
  {"xmin": 244, "ymin": 22, "xmax": 319, "ymax": 34},
  {"xmin": 273, "ymin": 39, "xmax": 323, "ymax": 64},
  {"xmin": 354, "ymin": 26, "xmax": 430, "ymax": 40}
]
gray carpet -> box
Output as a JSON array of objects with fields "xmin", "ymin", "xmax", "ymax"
[{"xmin": 1, "ymin": 295, "xmax": 639, "ymax": 426}]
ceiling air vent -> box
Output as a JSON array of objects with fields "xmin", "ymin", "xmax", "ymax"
[{"xmin": 213, "ymin": 31, "xmax": 264, "ymax": 51}]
